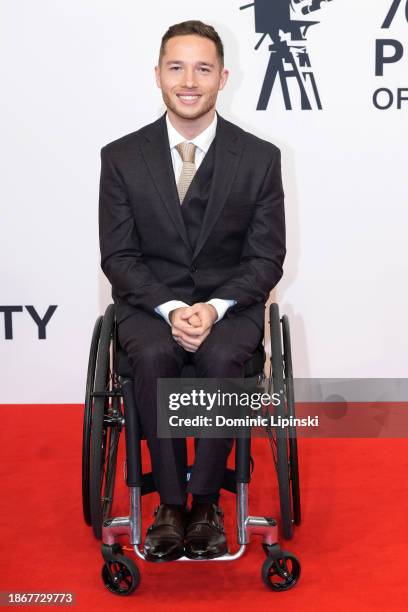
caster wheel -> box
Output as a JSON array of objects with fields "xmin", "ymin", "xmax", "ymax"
[
  {"xmin": 261, "ymin": 552, "xmax": 300, "ymax": 591},
  {"xmin": 101, "ymin": 555, "xmax": 140, "ymax": 596}
]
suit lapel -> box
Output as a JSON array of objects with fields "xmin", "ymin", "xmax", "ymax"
[
  {"xmin": 193, "ymin": 113, "xmax": 243, "ymax": 259},
  {"xmin": 139, "ymin": 112, "xmax": 243, "ymax": 260},
  {"xmin": 140, "ymin": 113, "xmax": 192, "ymax": 253}
]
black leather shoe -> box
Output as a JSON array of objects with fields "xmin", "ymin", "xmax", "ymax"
[
  {"xmin": 143, "ymin": 504, "xmax": 186, "ymax": 562},
  {"xmin": 185, "ymin": 503, "xmax": 228, "ymax": 560}
]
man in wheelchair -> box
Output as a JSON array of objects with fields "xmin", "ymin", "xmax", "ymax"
[{"xmin": 98, "ymin": 20, "xmax": 285, "ymax": 562}]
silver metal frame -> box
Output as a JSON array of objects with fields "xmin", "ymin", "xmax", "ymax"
[{"xmin": 102, "ymin": 480, "xmax": 278, "ymax": 563}]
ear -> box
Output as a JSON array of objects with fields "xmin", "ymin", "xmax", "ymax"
[{"xmin": 219, "ymin": 68, "xmax": 229, "ymax": 91}]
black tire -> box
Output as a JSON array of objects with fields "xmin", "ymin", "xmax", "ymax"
[
  {"xmin": 102, "ymin": 555, "xmax": 140, "ymax": 596},
  {"xmin": 90, "ymin": 304, "xmax": 121, "ymax": 539},
  {"xmin": 269, "ymin": 303, "xmax": 293, "ymax": 540},
  {"xmin": 82, "ymin": 315, "xmax": 103, "ymax": 526},
  {"xmin": 282, "ymin": 315, "xmax": 301, "ymax": 527},
  {"xmin": 261, "ymin": 551, "xmax": 301, "ymax": 591}
]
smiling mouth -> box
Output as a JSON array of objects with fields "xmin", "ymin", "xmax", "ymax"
[{"xmin": 176, "ymin": 94, "xmax": 201, "ymax": 104}]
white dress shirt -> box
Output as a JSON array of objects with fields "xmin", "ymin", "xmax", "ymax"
[
  {"xmin": 155, "ymin": 113, "xmax": 235, "ymax": 325},
  {"xmin": 167, "ymin": 111, "xmax": 217, "ymax": 182}
]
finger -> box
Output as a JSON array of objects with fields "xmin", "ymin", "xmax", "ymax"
[
  {"xmin": 173, "ymin": 327, "xmax": 202, "ymax": 340},
  {"xmin": 180, "ymin": 304, "xmax": 203, "ymax": 319},
  {"xmin": 173, "ymin": 319, "xmax": 206, "ymax": 337},
  {"xmin": 182, "ymin": 326, "xmax": 206, "ymax": 338},
  {"xmin": 172, "ymin": 320, "xmax": 199, "ymax": 335},
  {"xmin": 188, "ymin": 313, "xmax": 202, "ymax": 327},
  {"xmin": 177, "ymin": 332, "xmax": 202, "ymax": 347},
  {"xmin": 184, "ymin": 329, "xmax": 212, "ymax": 347},
  {"xmin": 185, "ymin": 318, "xmax": 212, "ymax": 335},
  {"xmin": 182, "ymin": 333, "xmax": 209, "ymax": 351},
  {"xmin": 177, "ymin": 338, "xmax": 198, "ymax": 352},
  {"xmin": 174, "ymin": 328, "xmax": 211, "ymax": 349}
]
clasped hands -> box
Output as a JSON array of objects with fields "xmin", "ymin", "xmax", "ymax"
[{"xmin": 169, "ymin": 303, "xmax": 218, "ymax": 353}]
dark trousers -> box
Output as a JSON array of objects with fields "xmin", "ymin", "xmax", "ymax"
[{"xmin": 118, "ymin": 309, "xmax": 262, "ymax": 504}]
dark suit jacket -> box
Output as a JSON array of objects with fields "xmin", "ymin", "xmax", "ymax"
[{"xmin": 99, "ymin": 111, "xmax": 286, "ymax": 330}]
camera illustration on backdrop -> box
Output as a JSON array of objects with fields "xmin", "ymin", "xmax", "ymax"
[{"xmin": 240, "ymin": 0, "xmax": 333, "ymax": 110}]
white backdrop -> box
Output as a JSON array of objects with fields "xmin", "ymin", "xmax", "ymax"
[{"xmin": 1, "ymin": 0, "xmax": 407, "ymax": 403}]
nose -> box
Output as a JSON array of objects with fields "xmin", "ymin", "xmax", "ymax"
[{"xmin": 183, "ymin": 67, "xmax": 198, "ymax": 89}]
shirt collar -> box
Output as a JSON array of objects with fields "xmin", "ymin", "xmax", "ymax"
[{"xmin": 166, "ymin": 112, "xmax": 217, "ymax": 154}]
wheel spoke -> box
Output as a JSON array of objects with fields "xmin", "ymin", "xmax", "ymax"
[
  {"xmin": 112, "ymin": 561, "xmax": 120, "ymax": 574},
  {"xmin": 275, "ymin": 558, "xmax": 290, "ymax": 578},
  {"xmin": 102, "ymin": 428, "xmax": 120, "ymax": 517},
  {"xmin": 122, "ymin": 575, "xmax": 132, "ymax": 588}
]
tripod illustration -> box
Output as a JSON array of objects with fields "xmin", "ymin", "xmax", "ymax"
[{"xmin": 240, "ymin": 0, "xmax": 333, "ymax": 110}]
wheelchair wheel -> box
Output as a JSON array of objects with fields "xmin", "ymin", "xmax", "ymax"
[
  {"xmin": 262, "ymin": 551, "xmax": 301, "ymax": 591},
  {"xmin": 268, "ymin": 303, "xmax": 301, "ymax": 540},
  {"xmin": 282, "ymin": 315, "xmax": 301, "ymax": 527},
  {"xmin": 82, "ymin": 314, "xmax": 103, "ymax": 526},
  {"xmin": 89, "ymin": 304, "xmax": 122, "ymax": 539},
  {"xmin": 102, "ymin": 555, "xmax": 140, "ymax": 596}
]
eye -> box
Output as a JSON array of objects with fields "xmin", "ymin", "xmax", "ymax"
[
  {"xmin": 199, "ymin": 67, "xmax": 210, "ymax": 73},
  {"xmin": 170, "ymin": 66, "xmax": 182, "ymax": 71}
]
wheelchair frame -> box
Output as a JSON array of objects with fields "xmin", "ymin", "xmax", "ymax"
[{"xmin": 82, "ymin": 303, "xmax": 301, "ymax": 595}]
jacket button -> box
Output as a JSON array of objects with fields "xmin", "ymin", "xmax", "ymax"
[{"xmin": 190, "ymin": 265, "xmax": 198, "ymax": 273}]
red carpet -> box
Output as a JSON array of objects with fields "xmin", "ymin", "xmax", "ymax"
[{"xmin": 1, "ymin": 404, "xmax": 408, "ymax": 611}]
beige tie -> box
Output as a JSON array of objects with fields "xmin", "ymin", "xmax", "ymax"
[{"xmin": 176, "ymin": 141, "xmax": 197, "ymax": 204}]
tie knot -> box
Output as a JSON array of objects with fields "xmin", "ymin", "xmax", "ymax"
[{"xmin": 176, "ymin": 141, "xmax": 196, "ymax": 163}]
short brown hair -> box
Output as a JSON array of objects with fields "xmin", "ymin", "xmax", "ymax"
[{"xmin": 159, "ymin": 20, "xmax": 224, "ymax": 67}]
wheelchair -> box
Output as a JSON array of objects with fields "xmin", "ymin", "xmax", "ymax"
[{"xmin": 82, "ymin": 302, "xmax": 301, "ymax": 595}]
